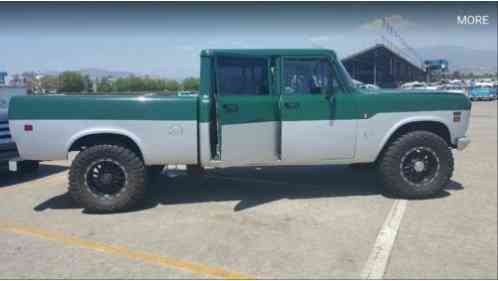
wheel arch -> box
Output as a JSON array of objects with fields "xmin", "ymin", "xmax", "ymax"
[
  {"xmin": 67, "ymin": 129, "xmax": 146, "ymax": 162},
  {"xmin": 374, "ymin": 118, "xmax": 452, "ymax": 163}
]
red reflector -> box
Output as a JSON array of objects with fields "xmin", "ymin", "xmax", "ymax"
[{"xmin": 24, "ymin": 124, "xmax": 33, "ymax": 131}]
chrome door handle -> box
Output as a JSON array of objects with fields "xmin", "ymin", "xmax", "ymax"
[
  {"xmin": 284, "ymin": 102, "xmax": 300, "ymax": 109},
  {"xmin": 222, "ymin": 104, "xmax": 239, "ymax": 113}
]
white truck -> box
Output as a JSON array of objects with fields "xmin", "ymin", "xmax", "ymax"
[{"xmin": 8, "ymin": 49, "xmax": 471, "ymax": 212}]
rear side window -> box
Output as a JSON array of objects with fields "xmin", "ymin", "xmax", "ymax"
[
  {"xmin": 216, "ymin": 56, "xmax": 269, "ymax": 96},
  {"xmin": 283, "ymin": 58, "xmax": 338, "ymax": 95}
]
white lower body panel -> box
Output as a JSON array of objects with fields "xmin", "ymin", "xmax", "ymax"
[
  {"xmin": 221, "ymin": 121, "xmax": 279, "ymax": 162},
  {"xmin": 282, "ymin": 119, "xmax": 358, "ymax": 161},
  {"xmin": 355, "ymin": 110, "xmax": 470, "ymax": 163},
  {"xmin": 10, "ymin": 119, "xmax": 198, "ymax": 165}
]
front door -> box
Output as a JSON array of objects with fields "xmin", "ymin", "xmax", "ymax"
[
  {"xmin": 214, "ymin": 55, "xmax": 280, "ymax": 163},
  {"xmin": 280, "ymin": 57, "xmax": 358, "ymax": 162}
]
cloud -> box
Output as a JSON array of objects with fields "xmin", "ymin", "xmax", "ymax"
[
  {"xmin": 308, "ymin": 34, "xmax": 354, "ymax": 48},
  {"xmin": 178, "ymin": 45, "xmax": 197, "ymax": 52},
  {"xmin": 309, "ymin": 35, "xmax": 330, "ymax": 43},
  {"xmin": 359, "ymin": 14, "xmax": 417, "ymax": 31}
]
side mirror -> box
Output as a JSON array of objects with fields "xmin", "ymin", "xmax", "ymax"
[
  {"xmin": 325, "ymin": 87, "xmax": 335, "ymax": 97},
  {"xmin": 326, "ymin": 91, "xmax": 336, "ymax": 104}
]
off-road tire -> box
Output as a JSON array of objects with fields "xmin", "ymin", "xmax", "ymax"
[
  {"xmin": 69, "ymin": 144, "xmax": 146, "ymax": 212},
  {"xmin": 378, "ymin": 131, "xmax": 454, "ymax": 198}
]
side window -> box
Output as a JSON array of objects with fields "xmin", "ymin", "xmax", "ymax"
[
  {"xmin": 283, "ymin": 58, "xmax": 339, "ymax": 95},
  {"xmin": 216, "ymin": 56, "xmax": 269, "ymax": 96}
]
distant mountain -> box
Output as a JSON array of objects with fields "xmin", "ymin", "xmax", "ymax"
[{"xmin": 416, "ymin": 46, "xmax": 497, "ymax": 74}]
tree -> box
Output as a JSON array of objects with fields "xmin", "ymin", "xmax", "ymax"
[
  {"xmin": 21, "ymin": 72, "xmax": 37, "ymax": 93},
  {"xmin": 182, "ymin": 77, "xmax": 200, "ymax": 91},
  {"xmin": 82, "ymin": 75, "xmax": 93, "ymax": 93},
  {"xmin": 164, "ymin": 79, "xmax": 180, "ymax": 92},
  {"xmin": 97, "ymin": 76, "xmax": 113, "ymax": 92},
  {"xmin": 59, "ymin": 71, "xmax": 85, "ymax": 93},
  {"xmin": 40, "ymin": 75, "xmax": 60, "ymax": 93},
  {"xmin": 451, "ymin": 71, "xmax": 461, "ymax": 79}
]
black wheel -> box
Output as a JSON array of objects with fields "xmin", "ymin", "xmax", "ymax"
[
  {"xmin": 378, "ymin": 131, "xmax": 454, "ymax": 198},
  {"xmin": 17, "ymin": 160, "xmax": 39, "ymax": 174},
  {"xmin": 69, "ymin": 145, "xmax": 146, "ymax": 212}
]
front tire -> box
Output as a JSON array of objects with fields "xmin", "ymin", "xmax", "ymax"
[
  {"xmin": 378, "ymin": 131, "xmax": 454, "ymax": 198},
  {"xmin": 69, "ymin": 145, "xmax": 146, "ymax": 212}
]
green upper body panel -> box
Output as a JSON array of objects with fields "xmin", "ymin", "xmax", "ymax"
[
  {"xmin": 9, "ymin": 94, "xmax": 198, "ymax": 121},
  {"xmin": 278, "ymin": 89, "xmax": 471, "ymax": 122},
  {"xmin": 355, "ymin": 89, "xmax": 472, "ymax": 118},
  {"xmin": 9, "ymin": 49, "xmax": 471, "ymax": 123},
  {"xmin": 8, "ymin": 89, "xmax": 471, "ymax": 122}
]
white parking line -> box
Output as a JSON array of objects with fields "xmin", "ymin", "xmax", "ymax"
[{"xmin": 361, "ymin": 199, "xmax": 408, "ymax": 279}]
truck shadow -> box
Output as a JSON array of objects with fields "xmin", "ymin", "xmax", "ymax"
[
  {"xmin": 0, "ymin": 163, "xmax": 67, "ymax": 189},
  {"xmin": 153, "ymin": 165, "xmax": 461, "ymax": 212},
  {"xmin": 34, "ymin": 165, "xmax": 463, "ymax": 214}
]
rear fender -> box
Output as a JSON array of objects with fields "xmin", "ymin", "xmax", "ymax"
[{"xmin": 66, "ymin": 128, "xmax": 146, "ymax": 161}]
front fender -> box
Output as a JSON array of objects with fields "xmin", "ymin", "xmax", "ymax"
[
  {"xmin": 376, "ymin": 115, "xmax": 451, "ymax": 158},
  {"xmin": 356, "ymin": 111, "xmax": 453, "ymax": 163}
]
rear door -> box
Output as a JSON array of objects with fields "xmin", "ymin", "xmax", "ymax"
[
  {"xmin": 214, "ymin": 54, "xmax": 280, "ymax": 162},
  {"xmin": 280, "ymin": 56, "xmax": 358, "ymax": 162}
]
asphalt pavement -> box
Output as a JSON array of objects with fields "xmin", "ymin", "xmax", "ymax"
[{"xmin": 0, "ymin": 101, "xmax": 496, "ymax": 279}]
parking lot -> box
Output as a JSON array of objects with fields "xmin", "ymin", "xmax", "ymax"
[{"xmin": 0, "ymin": 101, "xmax": 496, "ymax": 279}]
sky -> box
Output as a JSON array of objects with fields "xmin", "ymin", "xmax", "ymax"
[{"xmin": 1, "ymin": 2, "xmax": 497, "ymax": 79}]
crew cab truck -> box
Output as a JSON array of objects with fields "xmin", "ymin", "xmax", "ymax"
[{"xmin": 9, "ymin": 49, "xmax": 471, "ymax": 212}]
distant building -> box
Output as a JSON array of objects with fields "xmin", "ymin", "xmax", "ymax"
[
  {"xmin": 8, "ymin": 74, "xmax": 25, "ymax": 87},
  {"xmin": 342, "ymin": 44, "xmax": 427, "ymax": 88},
  {"xmin": 0, "ymin": 72, "xmax": 7, "ymax": 86}
]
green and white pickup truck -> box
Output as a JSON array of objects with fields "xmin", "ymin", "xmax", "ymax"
[{"xmin": 9, "ymin": 49, "xmax": 471, "ymax": 212}]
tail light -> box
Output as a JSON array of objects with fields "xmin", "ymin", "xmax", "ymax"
[{"xmin": 453, "ymin": 112, "xmax": 462, "ymax": 123}]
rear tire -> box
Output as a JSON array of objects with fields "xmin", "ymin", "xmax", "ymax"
[
  {"xmin": 378, "ymin": 131, "xmax": 453, "ymax": 198},
  {"xmin": 69, "ymin": 145, "xmax": 146, "ymax": 212}
]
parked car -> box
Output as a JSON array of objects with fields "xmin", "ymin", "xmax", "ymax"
[
  {"xmin": 401, "ymin": 81, "xmax": 427, "ymax": 90},
  {"xmin": 440, "ymin": 84, "xmax": 465, "ymax": 95},
  {"xmin": 0, "ymin": 87, "xmax": 39, "ymax": 173},
  {"xmin": 359, "ymin": 83, "xmax": 380, "ymax": 90},
  {"xmin": 177, "ymin": 90, "xmax": 198, "ymax": 97},
  {"xmin": 9, "ymin": 49, "xmax": 471, "ymax": 212},
  {"xmin": 469, "ymin": 84, "xmax": 496, "ymax": 101}
]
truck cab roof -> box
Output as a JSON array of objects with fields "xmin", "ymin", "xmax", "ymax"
[{"xmin": 201, "ymin": 49, "xmax": 338, "ymax": 59}]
